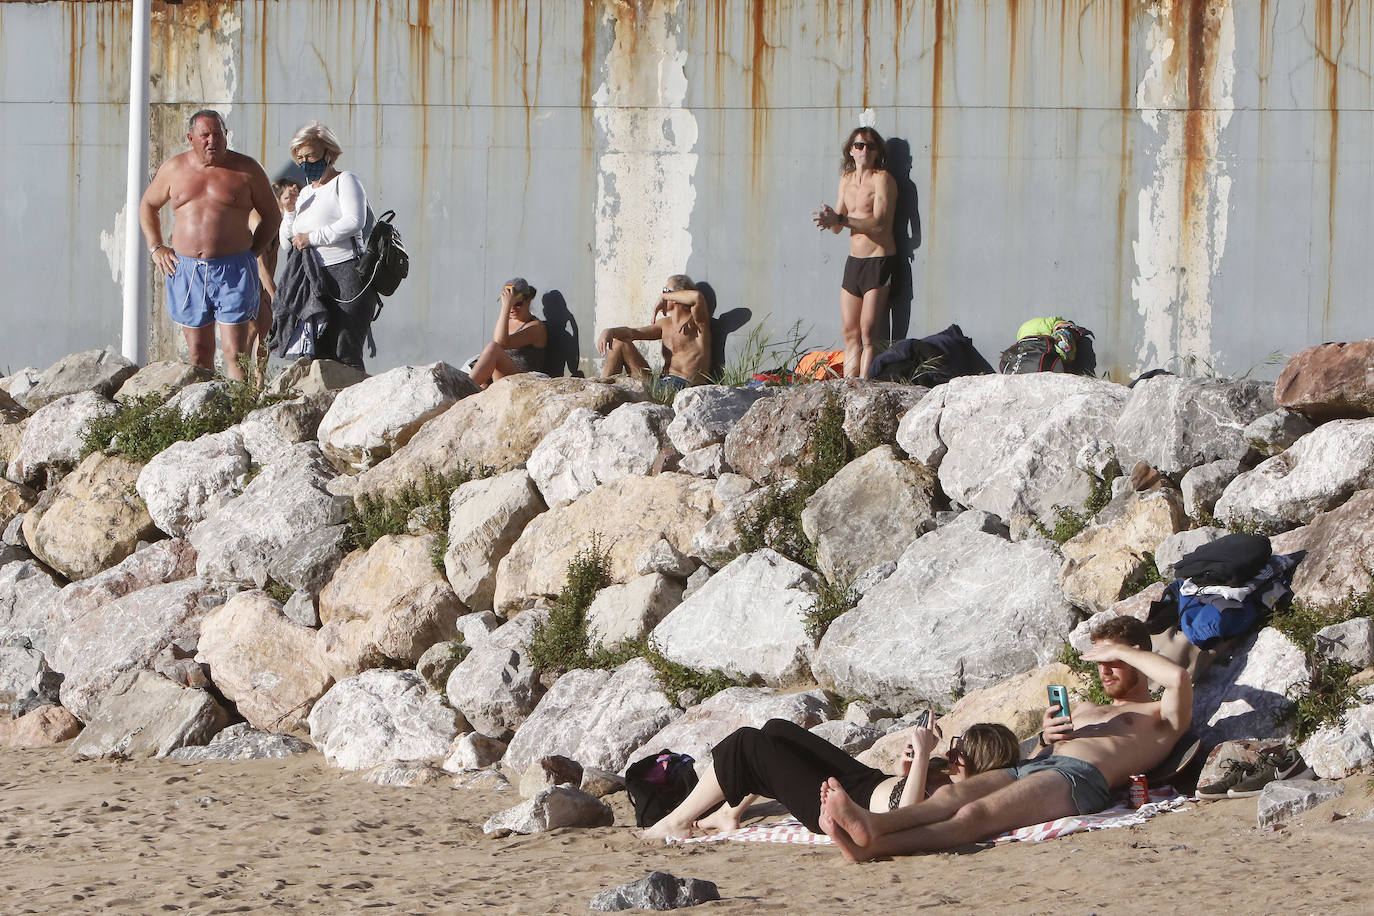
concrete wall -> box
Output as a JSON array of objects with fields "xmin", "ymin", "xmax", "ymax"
[{"xmin": 1, "ymin": 0, "xmax": 1370, "ymax": 380}]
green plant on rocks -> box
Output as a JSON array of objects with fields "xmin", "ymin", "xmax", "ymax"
[
  {"xmin": 738, "ymin": 388, "xmax": 852, "ymax": 568},
  {"xmin": 804, "ymin": 575, "xmax": 859, "ymax": 641},
  {"xmin": 1033, "ymin": 468, "xmax": 1120, "ymax": 545},
  {"xmin": 524, "ymin": 537, "xmax": 745, "ymax": 699},
  {"xmin": 1268, "ymin": 584, "xmax": 1373, "ymax": 742},
  {"xmin": 343, "ymin": 466, "xmax": 490, "ymax": 566},
  {"xmin": 81, "ymin": 363, "xmax": 286, "ymax": 464},
  {"xmin": 708, "ymin": 319, "xmax": 811, "ymax": 388}
]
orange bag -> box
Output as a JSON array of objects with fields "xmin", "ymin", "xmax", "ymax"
[{"xmin": 794, "ymin": 350, "xmax": 845, "ymax": 380}]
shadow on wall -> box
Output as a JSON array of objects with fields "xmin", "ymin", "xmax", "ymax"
[
  {"xmin": 886, "ymin": 137, "xmax": 922, "ymax": 344},
  {"xmin": 698, "ymin": 281, "xmax": 752, "ymax": 379},
  {"xmin": 541, "ymin": 290, "xmax": 582, "ymax": 377}
]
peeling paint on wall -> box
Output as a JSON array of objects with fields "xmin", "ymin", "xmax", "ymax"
[
  {"xmin": 99, "ymin": 204, "xmax": 127, "ymax": 283},
  {"xmin": 591, "ymin": 0, "xmax": 698, "ymax": 348},
  {"xmin": 1131, "ymin": 0, "xmax": 1235, "ymax": 372}
]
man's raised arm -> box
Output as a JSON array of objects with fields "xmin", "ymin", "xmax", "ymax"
[{"xmin": 1083, "ymin": 643, "xmax": 1193, "ymax": 734}]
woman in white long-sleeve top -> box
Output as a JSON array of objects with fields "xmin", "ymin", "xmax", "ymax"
[{"xmin": 278, "ymin": 122, "xmax": 376, "ymax": 371}]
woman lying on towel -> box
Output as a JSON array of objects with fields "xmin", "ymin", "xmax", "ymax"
[{"xmin": 637, "ymin": 718, "xmax": 1019, "ymax": 840}]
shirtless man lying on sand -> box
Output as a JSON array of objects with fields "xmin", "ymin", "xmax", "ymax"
[{"xmin": 819, "ymin": 616, "xmax": 1192, "ymax": 860}]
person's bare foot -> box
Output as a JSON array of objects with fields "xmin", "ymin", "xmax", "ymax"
[
  {"xmin": 694, "ymin": 805, "xmax": 743, "ymax": 835},
  {"xmin": 634, "ymin": 817, "xmax": 697, "ymax": 842},
  {"xmin": 819, "ymin": 808, "xmax": 872, "ymax": 863},
  {"xmin": 820, "ymin": 777, "xmax": 875, "ymax": 848}
]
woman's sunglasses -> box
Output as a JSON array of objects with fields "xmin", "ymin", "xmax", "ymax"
[{"xmin": 852, "ymin": 141, "xmax": 874, "ymax": 150}]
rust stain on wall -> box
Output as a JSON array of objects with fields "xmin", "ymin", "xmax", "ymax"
[
  {"xmin": 1313, "ymin": 0, "xmax": 1348, "ymax": 329},
  {"xmin": 929, "ymin": 0, "xmax": 947, "ymax": 210},
  {"xmin": 750, "ymin": 0, "xmax": 776, "ymax": 188},
  {"xmin": 860, "ymin": 0, "xmax": 872, "ymax": 107},
  {"xmin": 581, "ymin": 0, "xmax": 598, "ymax": 173},
  {"xmin": 1168, "ymin": 0, "xmax": 1222, "ymax": 254},
  {"xmin": 1113, "ymin": 0, "xmax": 1134, "ymax": 366}
]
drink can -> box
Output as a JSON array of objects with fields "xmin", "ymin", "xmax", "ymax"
[{"xmin": 1128, "ymin": 774, "xmax": 1149, "ymax": 809}]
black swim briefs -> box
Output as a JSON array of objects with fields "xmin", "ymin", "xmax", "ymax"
[{"xmin": 841, "ymin": 255, "xmax": 897, "ymax": 297}]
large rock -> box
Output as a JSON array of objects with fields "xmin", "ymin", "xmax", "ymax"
[
  {"xmin": 800, "ymin": 445, "xmax": 941, "ymax": 582},
  {"xmin": 114, "ymin": 360, "xmax": 212, "ymax": 402},
  {"xmin": 267, "ymin": 357, "xmax": 368, "ymax": 396},
  {"xmin": 69, "ymin": 670, "xmax": 229, "ymax": 759},
  {"xmin": 482, "ymin": 785, "xmax": 614, "ymax": 835},
  {"xmin": 306, "ymin": 669, "xmax": 462, "ymax": 770},
  {"xmin": 1180, "ymin": 459, "xmax": 1244, "ymax": 521},
  {"xmin": 316, "ymin": 535, "xmax": 464, "ymax": 678},
  {"xmin": 895, "ymin": 374, "xmax": 1128, "ymax": 525},
  {"xmin": 19, "ymin": 348, "xmax": 137, "ymax": 411},
  {"xmin": 136, "ymin": 429, "xmax": 250, "ymax": 538},
  {"xmin": 813, "ymin": 514, "xmax": 1080, "ymax": 708},
  {"xmin": 1057, "ymin": 489, "xmax": 1189, "ymax": 614},
  {"xmin": 1112, "ymin": 376, "xmax": 1274, "ymax": 477},
  {"xmin": 0, "ymin": 559, "xmax": 63, "ymax": 651},
  {"xmin": 22, "ymin": 452, "xmax": 159, "ymax": 581},
  {"xmin": 527, "ymin": 403, "xmax": 675, "ymax": 505},
  {"xmin": 721, "ymin": 381, "xmax": 844, "ymax": 485},
  {"xmin": 840, "ymin": 383, "xmax": 929, "ymax": 454},
  {"xmin": 589, "ymin": 872, "xmax": 721, "ymax": 912},
  {"xmin": 1270, "ymin": 490, "xmax": 1374, "ymax": 609},
  {"xmin": 666, "ymin": 385, "xmax": 770, "ymax": 453},
  {"xmin": 502, "ymin": 658, "xmax": 681, "ymax": 774},
  {"xmin": 587, "ymin": 574, "xmax": 684, "ymax": 647},
  {"xmin": 317, "ymin": 362, "xmax": 476, "ymax": 473},
  {"xmin": 167, "ymin": 722, "xmax": 313, "ymax": 761},
  {"xmin": 1275, "ymin": 340, "xmax": 1374, "ymax": 420},
  {"xmin": 265, "ymin": 523, "xmax": 349, "ymax": 596},
  {"xmin": 445, "ymin": 608, "xmax": 549, "ymax": 737},
  {"xmin": 196, "ymin": 591, "xmax": 334, "ymax": 735},
  {"xmin": 629, "ymin": 687, "xmax": 834, "ymax": 773},
  {"xmin": 7, "ymin": 391, "xmax": 117, "ymax": 486},
  {"xmin": 190, "ymin": 443, "xmax": 347, "ymax": 586},
  {"xmin": 1298, "ymin": 703, "xmax": 1374, "ymax": 779},
  {"xmin": 0, "ymin": 704, "xmax": 82, "ymax": 747},
  {"xmin": 1313, "ymin": 618, "xmax": 1374, "ymax": 669},
  {"xmin": 442, "ymin": 732, "xmax": 508, "ymax": 772},
  {"xmin": 1243, "ymin": 409, "xmax": 1316, "ymax": 459},
  {"xmin": 1256, "ymin": 779, "xmax": 1345, "ymax": 828},
  {"xmin": 651, "ymin": 549, "xmax": 818, "ymax": 687},
  {"xmin": 237, "ymin": 393, "xmax": 335, "ymax": 465},
  {"xmin": 443, "ymin": 470, "xmax": 546, "ymax": 610},
  {"xmin": 46, "ymin": 573, "xmax": 218, "ymax": 722},
  {"xmin": 493, "ymin": 473, "xmax": 715, "ymax": 616},
  {"xmin": 1191, "ymin": 627, "xmax": 1309, "ymax": 745},
  {"xmin": 0, "ymin": 479, "xmax": 37, "ymax": 533},
  {"xmin": 352, "ymin": 376, "xmax": 642, "ymax": 501},
  {"xmin": 1214, "ymin": 419, "xmax": 1374, "ymax": 532},
  {"xmin": 0, "ymin": 642, "xmax": 61, "ymax": 718}
]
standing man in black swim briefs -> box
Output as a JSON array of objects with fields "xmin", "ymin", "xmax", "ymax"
[
  {"xmin": 139, "ymin": 110, "xmax": 279, "ymax": 382},
  {"xmin": 817, "ymin": 616, "xmax": 1193, "ymax": 860},
  {"xmin": 813, "ymin": 127, "xmax": 898, "ymax": 380}
]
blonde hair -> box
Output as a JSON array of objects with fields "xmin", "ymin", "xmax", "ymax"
[{"xmin": 289, "ymin": 121, "xmax": 343, "ymax": 162}]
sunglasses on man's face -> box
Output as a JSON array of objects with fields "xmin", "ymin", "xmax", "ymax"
[{"xmin": 852, "ymin": 141, "xmax": 874, "ymax": 150}]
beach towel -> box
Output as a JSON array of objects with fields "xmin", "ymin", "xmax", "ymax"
[{"xmin": 668, "ymin": 787, "xmax": 1190, "ymax": 848}]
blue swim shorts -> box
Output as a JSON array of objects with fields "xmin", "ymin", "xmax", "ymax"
[
  {"xmin": 165, "ymin": 249, "xmax": 260, "ymax": 328},
  {"xmin": 1005, "ymin": 755, "xmax": 1111, "ymax": 815},
  {"xmin": 656, "ymin": 374, "xmax": 691, "ymax": 393}
]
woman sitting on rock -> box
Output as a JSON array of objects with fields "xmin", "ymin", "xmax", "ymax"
[
  {"xmin": 638, "ymin": 718, "xmax": 1019, "ymax": 840},
  {"xmin": 468, "ymin": 277, "xmax": 547, "ymax": 387}
]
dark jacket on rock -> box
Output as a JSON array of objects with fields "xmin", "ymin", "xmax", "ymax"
[{"xmin": 269, "ymin": 246, "xmax": 332, "ymax": 358}]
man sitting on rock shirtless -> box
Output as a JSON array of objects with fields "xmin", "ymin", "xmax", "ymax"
[
  {"xmin": 597, "ymin": 274, "xmax": 711, "ymax": 392},
  {"xmin": 819, "ymin": 616, "xmax": 1192, "ymax": 860}
]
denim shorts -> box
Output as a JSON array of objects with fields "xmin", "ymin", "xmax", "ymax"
[
  {"xmin": 166, "ymin": 249, "xmax": 260, "ymax": 327},
  {"xmin": 1005, "ymin": 755, "xmax": 1111, "ymax": 814}
]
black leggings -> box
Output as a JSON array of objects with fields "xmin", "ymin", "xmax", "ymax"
[
  {"xmin": 712, "ymin": 718, "xmax": 890, "ymax": 833},
  {"xmin": 318, "ymin": 258, "xmax": 376, "ymax": 372}
]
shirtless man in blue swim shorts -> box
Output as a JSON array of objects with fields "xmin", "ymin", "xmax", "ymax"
[
  {"xmin": 139, "ymin": 110, "xmax": 280, "ymax": 381},
  {"xmin": 818, "ymin": 616, "xmax": 1193, "ymax": 859},
  {"xmin": 813, "ymin": 127, "xmax": 897, "ymax": 380}
]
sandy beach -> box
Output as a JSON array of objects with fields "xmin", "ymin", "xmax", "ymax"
[{"xmin": 2, "ymin": 746, "xmax": 1369, "ymax": 915}]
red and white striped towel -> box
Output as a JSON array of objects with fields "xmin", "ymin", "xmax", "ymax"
[{"xmin": 669, "ymin": 787, "xmax": 1190, "ymax": 847}]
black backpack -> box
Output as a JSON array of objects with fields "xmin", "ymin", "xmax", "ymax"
[
  {"xmin": 356, "ymin": 209, "xmax": 410, "ymax": 301},
  {"xmin": 624, "ymin": 750, "xmax": 700, "ymax": 828},
  {"xmin": 999, "ymin": 335, "xmax": 1066, "ymax": 374}
]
